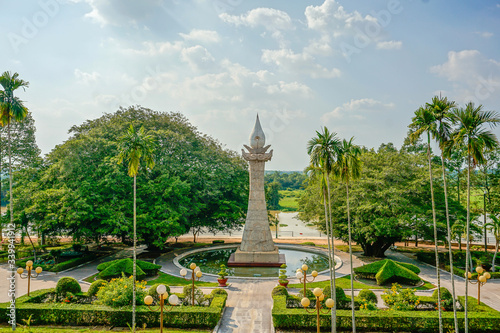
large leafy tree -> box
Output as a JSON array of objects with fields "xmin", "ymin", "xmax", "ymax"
[
  {"xmin": 13, "ymin": 106, "xmax": 248, "ymax": 247},
  {"xmin": 117, "ymin": 125, "xmax": 155, "ymax": 331},
  {"xmin": 334, "ymin": 137, "xmax": 362, "ymax": 333},
  {"xmin": 409, "ymin": 106, "xmax": 444, "ymax": 332},
  {"xmin": 450, "ymin": 102, "xmax": 500, "ymax": 332},
  {"xmin": 300, "ymin": 145, "xmax": 464, "ymax": 257},
  {"xmin": 306, "ymin": 127, "xmax": 341, "ymax": 333}
]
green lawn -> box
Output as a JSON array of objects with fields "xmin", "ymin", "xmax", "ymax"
[
  {"xmin": 146, "ymin": 272, "xmax": 218, "ymax": 287},
  {"xmin": 0, "ymin": 327, "xmax": 209, "ymax": 333},
  {"xmin": 84, "ymin": 272, "xmax": 218, "ymax": 287},
  {"xmin": 289, "ymin": 275, "xmax": 434, "ymax": 290},
  {"xmin": 279, "ymin": 190, "xmax": 302, "ymax": 211}
]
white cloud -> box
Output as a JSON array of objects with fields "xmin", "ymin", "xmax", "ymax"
[
  {"xmin": 179, "ymin": 29, "xmax": 221, "ymax": 43},
  {"xmin": 376, "ymin": 40, "xmax": 402, "ymax": 50},
  {"xmin": 74, "ymin": 69, "xmax": 100, "ymax": 84},
  {"xmin": 180, "ymin": 45, "xmax": 216, "ymax": 71},
  {"xmin": 321, "ymin": 98, "xmax": 395, "ymax": 122},
  {"xmin": 430, "ymin": 50, "xmax": 500, "ymax": 103},
  {"xmin": 305, "ymin": 0, "xmax": 377, "ymax": 36},
  {"xmin": 262, "ymin": 48, "xmax": 341, "ymax": 78},
  {"xmin": 219, "ymin": 8, "xmax": 293, "ymax": 31},
  {"xmin": 78, "ymin": 0, "xmax": 162, "ymax": 27},
  {"xmin": 475, "ymin": 31, "xmax": 494, "ymax": 38}
]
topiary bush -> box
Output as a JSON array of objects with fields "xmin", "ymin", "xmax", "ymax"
[
  {"xmin": 358, "ymin": 289, "xmax": 377, "ymax": 304},
  {"xmin": 272, "ymin": 286, "xmax": 289, "ymax": 297},
  {"xmin": 355, "ymin": 259, "xmax": 421, "ymax": 286},
  {"xmin": 182, "ymin": 285, "xmax": 207, "ymax": 306},
  {"xmin": 97, "ymin": 258, "xmax": 160, "ymax": 280},
  {"xmin": 298, "ymin": 288, "xmax": 314, "ymax": 298},
  {"xmin": 56, "ymin": 277, "xmax": 81, "ymax": 295},
  {"xmin": 323, "ymin": 285, "xmax": 349, "ymax": 309},
  {"xmin": 88, "ymin": 279, "xmax": 107, "ymax": 297},
  {"xmin": 432, "ymin": 287, "xmax": 454, "ymax": 311}
]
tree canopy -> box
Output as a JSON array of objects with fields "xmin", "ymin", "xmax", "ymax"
[{"xmin": 12, "ymin": 106, "xmax": 249, "ymax": 248}]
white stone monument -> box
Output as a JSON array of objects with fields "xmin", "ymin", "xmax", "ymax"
[{"xmin": 228, "ymin": 115, "xmax": 285, "ymax": 267}]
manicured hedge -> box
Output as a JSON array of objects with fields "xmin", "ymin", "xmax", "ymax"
[
  {"xmin": 354, "ymin": 259, "xmax": 421, "ymax": 286},
  {"xmin": 272, "ymin": 294, "xmax": 500, "ymax": 332},
  {"xmin": 0, "ymin": 288, "xmax": 227, "ymax": 329},
  {"xmin": 96, "ymin": 258, "xmax": 161, "ymax": 280}
]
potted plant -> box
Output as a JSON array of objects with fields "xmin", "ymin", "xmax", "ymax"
[
  {"xmin": 278, "ymin": 264, "xmax": 288, "ymax": 287},
  {"xmin": 217, "ymin": 264, "xmax": 229, "ymax": 287}
]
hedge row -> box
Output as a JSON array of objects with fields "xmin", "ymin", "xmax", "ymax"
[
  {"xmin": 272, "ymin": 295, "xmax": 500, "ymax": 332},
  {"xmin": 0, "ymin": 288, "xmax": 227, "ymax": 329}
]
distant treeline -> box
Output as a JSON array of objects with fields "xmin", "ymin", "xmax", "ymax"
[{"xmin": 265, "ymin": 171, "xmax": 306, "ymax": 190}]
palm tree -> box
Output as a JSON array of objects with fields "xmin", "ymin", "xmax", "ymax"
[
  {"xmin": 117, "ymin": 125, "xmax": 155, "ymax": 332},
  {"xmin": 426, "ymin": 95, "xmax": 459, "ymax": 333},
  {"xmin": 0, "ymin": 71, "xmax": 29, "ymax": 332},
  {"xmin": 307, "ymin": 127, "xmax": 341, "ymax": 333},
  {"xmin": 333, "ymin": 137, "xmax": 361, "ymax": 333},
  {"xmin": 485, "ymin": 215, "xmax": 500, "ymax": 272},
  {"xmin": 450, "ymin": 102, "xmax": 500, "ymax": 333},
  {"xmin": 0, "ymin": 71, "xmax": 29, "ymax": 228},
  {"xmin": 409, "ymin": 106, "xmax": 443, "ymax": 333}
]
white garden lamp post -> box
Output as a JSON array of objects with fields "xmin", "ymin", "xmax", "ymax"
[
  {"xmin": 466, "ymin": 266, "xmax": 491, "ymax": 305},
  {"xmin": 296, "ymin": 264, "xmax": 318, "ymax": 298},
  {"xmin": 144, "ymin": 284, "xmax": 179, "ymax": 333},
  {"xmin": 300, "ymin": 287, "xmax": 335, "ymax": 333},
  {"xmin": 180, "ymin": 263, "xmax": 203, "ymax": 306},
  {"xmin": 17, "ymin": 260, "xmax": 42, "ymax": 296}
]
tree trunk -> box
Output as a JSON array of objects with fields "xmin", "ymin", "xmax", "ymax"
[
  {"xmin": 132, "ymin": 175, "xmax": 136, "ymax": 332},
  {"xmin": 441, "ymin": 150, "xmax": 459, "ymax": 333},
  {"xmin": 325, "ymin": 173, "xmax": 337, "ymax": 333},
  {"xmin": 426, "ymin": 132, "xmax": 443, "ymax": 333},
  {"xmin": 346, "ymin": 181, "xmax": 356, "ymax": 333},
  {"xmin": 464, "ymin": 148, "xmax": 472, "ymax": 333},
  {"xmin": 492, "ymin": 240, "xmax": 498, "ymax": 272}
]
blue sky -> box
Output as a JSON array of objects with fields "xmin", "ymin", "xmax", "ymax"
[{"xmin": 2, "ymin": 0, "xmax": 500, "ymax": 170}]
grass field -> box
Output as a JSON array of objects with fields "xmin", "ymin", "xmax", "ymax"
[
  {"xmin": 83, "ymin": 272, "xmax": 218, "ymax": 287},
  {"xmin": 288, "ymin": 275, "xmax": 434, "ymax": 290},
  {"xmin": 279, "ymin": 190, "xmax": 302, "ymax": 211}
]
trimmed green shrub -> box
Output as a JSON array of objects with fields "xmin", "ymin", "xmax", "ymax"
[
  {"xmin": 212, "ymin": 240, "xmax": 225, "ymax": 244},
  {"xmin": 323, "ymin": 285, "xmax": 349, "ymax": 309},
  {"xmin": 88, "ymin": 279, "xmax": 107, "ymax": 297},
  {"xmin": 381, "ymin": 283, "xmax": 419, "ymax": 311},
  {"xmin": 211, "ymin": 288, "xmax": 228, "ymax": 296},
  {"xmin": 432, "ymin": 287, "xmax": 452, "ymax": 300},
  {"xmin": 97, "ymin": 258, "xmax": 160, "ymax": 280},
  {"xmin": 355, "ymin": 259, "xmax": 421, "ymax": 286},
  {"xmin": 56, "ymin": 277, "xmax": 81, "ymax": 295},
  {"xmin": 298, "ymin": 288, "xmax": 314, "ymax": 298},
  {"xmin": 98, "ymin": 258, "xmax": 146, "ymax": 280},
  {"xmin": 301, "ymin": 242, "xmax": 316, "ymax": 246},
  {"xmin": 272, "ymin": 286, "xmax": 289, "ymax": 297},
  {"xmin": 358, "ymin": 290, "xmax": 377, "ymax": 304},
  {"xmin": 49, "ymin": 255, "xmax": 96, "ymax": 272}
]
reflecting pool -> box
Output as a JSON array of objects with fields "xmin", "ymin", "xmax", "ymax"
[{"xmin": 178, "ymin": 247, "xmax": 330, "ymax": 277}]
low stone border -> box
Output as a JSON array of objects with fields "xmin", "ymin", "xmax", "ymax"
[{"xmin": 173, "ymin": 244, "xmax": 343, "ymax": 280}]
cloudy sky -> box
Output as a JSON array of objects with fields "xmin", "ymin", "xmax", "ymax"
[{"xmin": 2, "ymin": 0, "xmax": 500, "ymax": 170}]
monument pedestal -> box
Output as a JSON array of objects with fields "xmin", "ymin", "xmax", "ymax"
[{"xmin": 227, "ymin": 247, "xmax": 285, "ymax": 267}]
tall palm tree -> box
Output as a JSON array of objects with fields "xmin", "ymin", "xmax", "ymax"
[
  {"xmin": 333, "ymin": 137, "xmax": 362, "ymax": 333},
  {"xmin": 409, "ymin": 106, "xmax": 443, "ymax": 333},
  {"xmin": 450, "ymin": 102, "xmax": 500, "ymax": 333},
  {"xmin": 426, "ymin": 95, "xmax": 459, "ymax": 333},
  {"xmin": 117, "ymin": 125, "xmax": 155, "ymax": 332},
  {"xmin": 0, "ymin": 71, "xmax": 29, "ymax": 331},
  {"xmin": 307, "ymin": 127, "xmax": 341, "ymax": 333}
]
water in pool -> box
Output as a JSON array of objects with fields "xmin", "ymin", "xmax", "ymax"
[{"xmin": 178, "ymin": 248, "xmax": 330, "ymax": 277}]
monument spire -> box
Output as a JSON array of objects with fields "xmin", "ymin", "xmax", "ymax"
[{"xmin": 228, "ymin": 114, "xmax": 284, "ymax": 267}]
